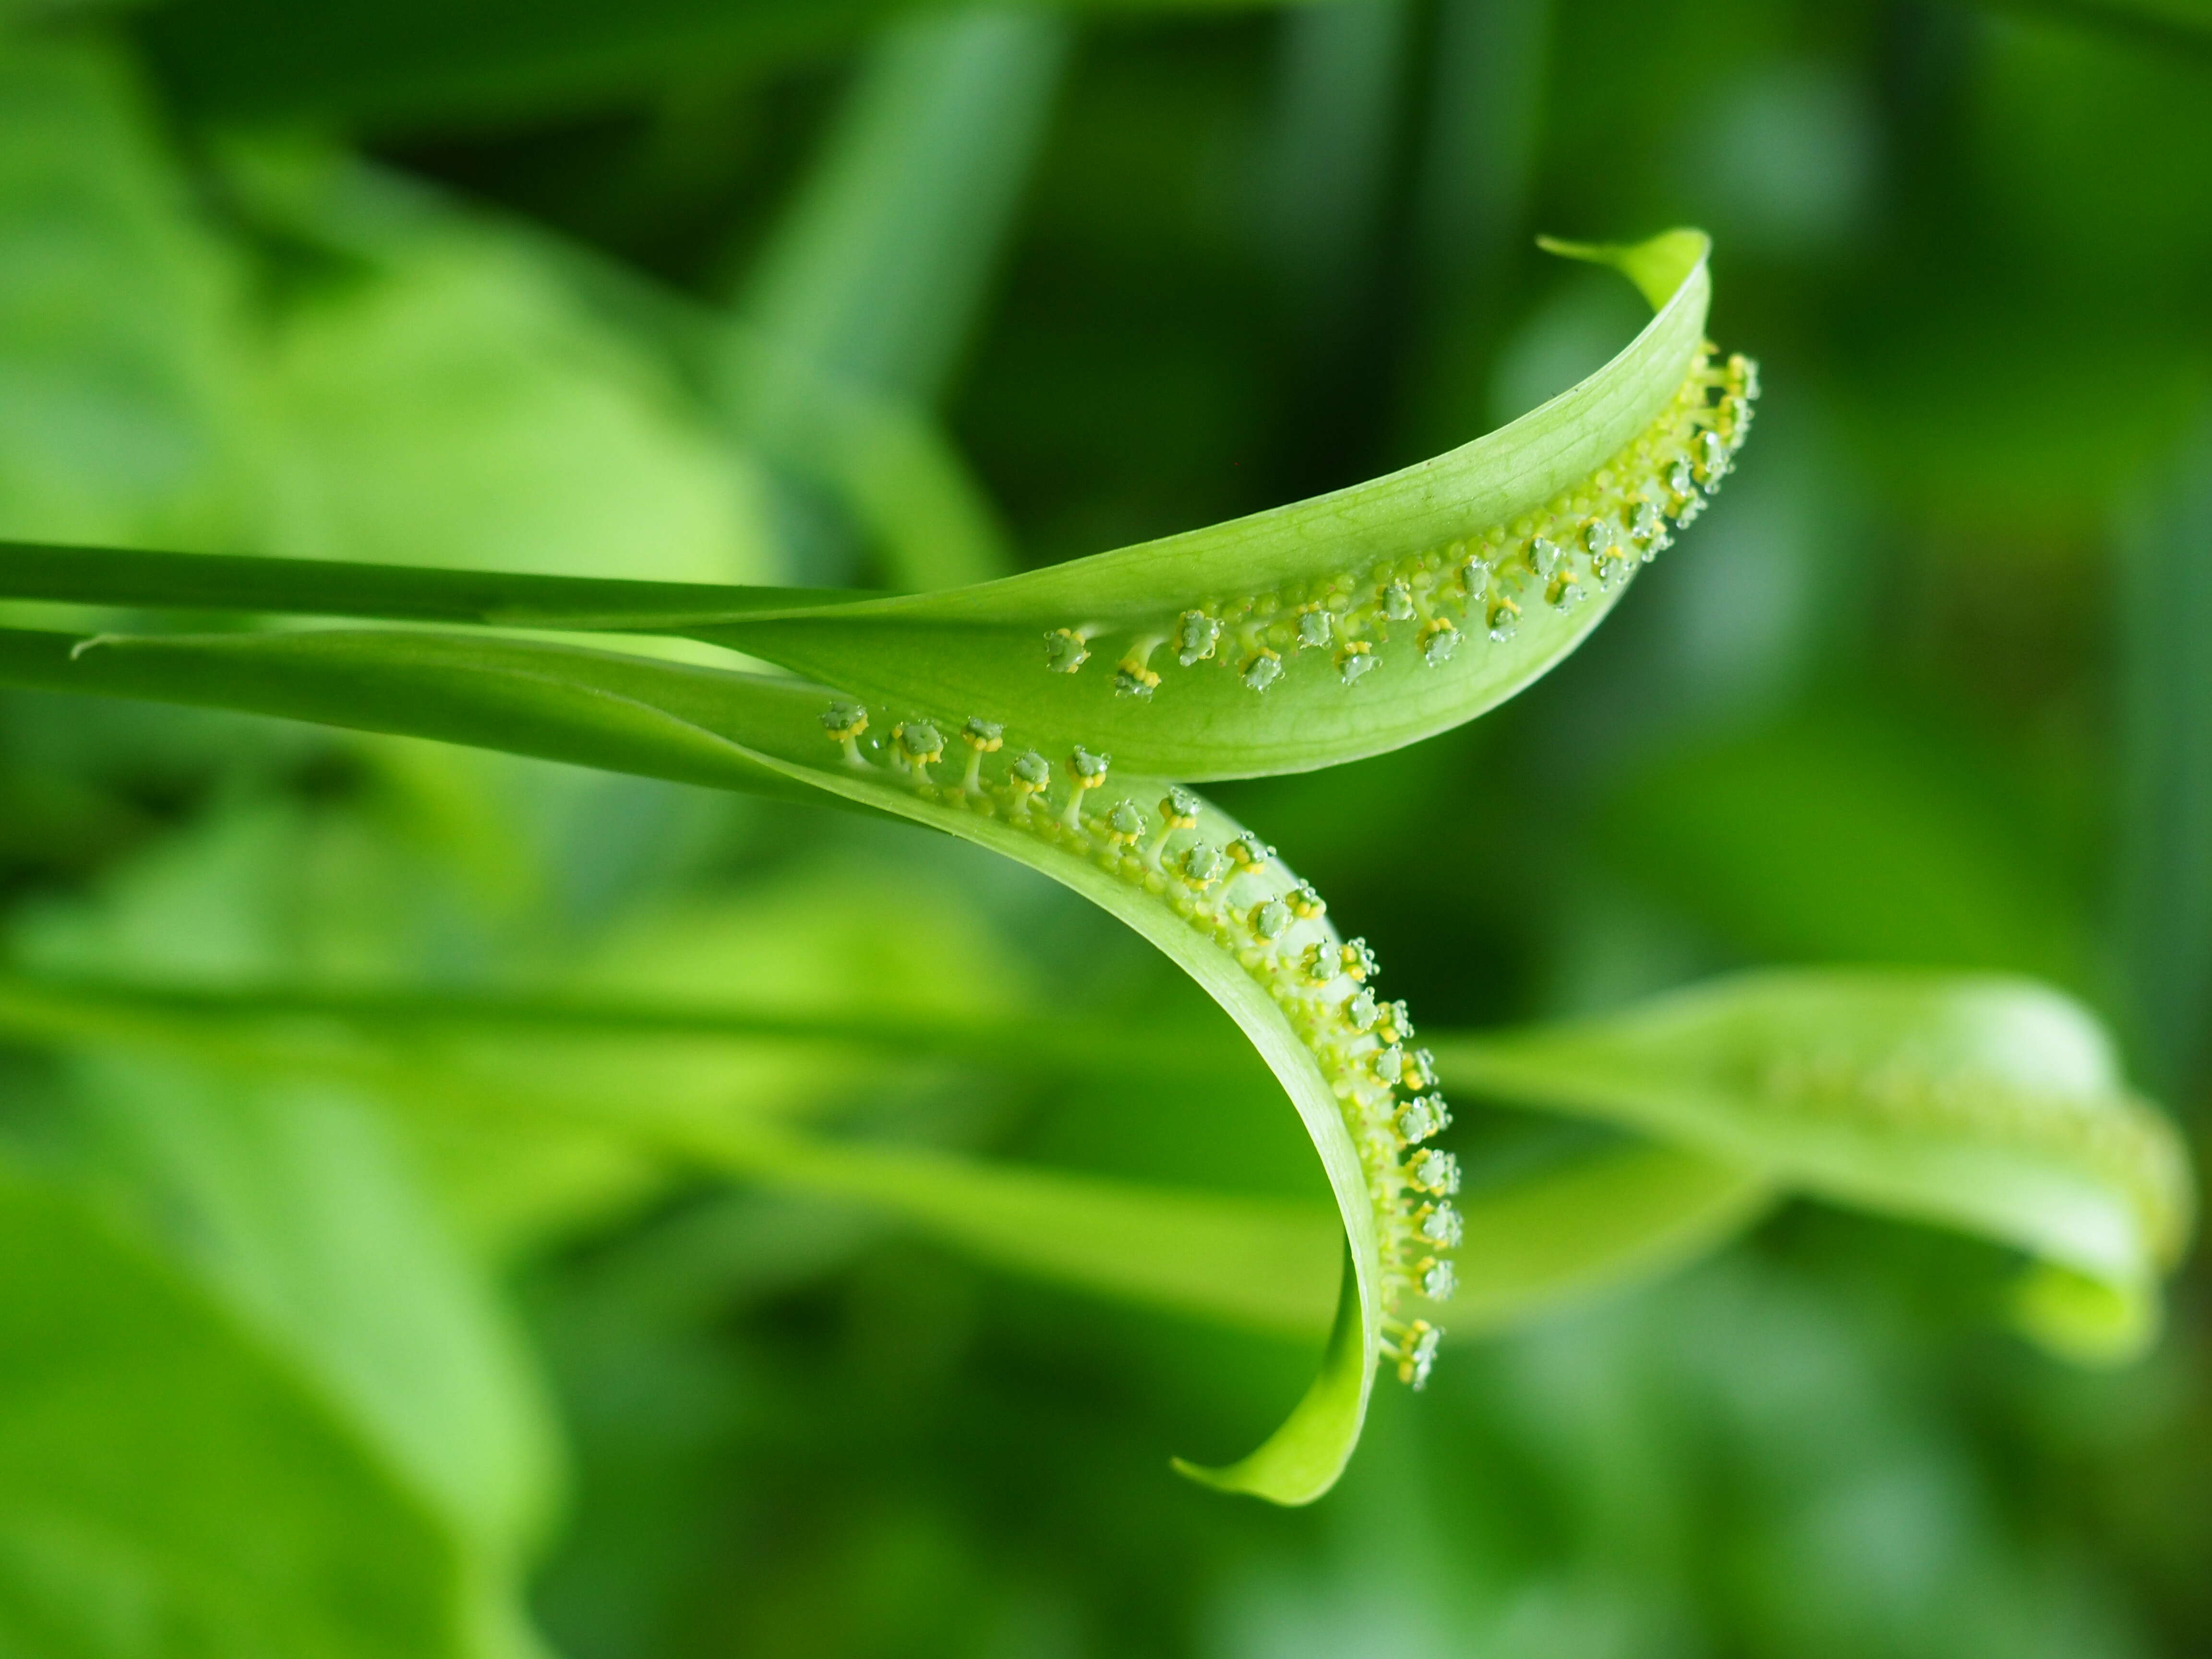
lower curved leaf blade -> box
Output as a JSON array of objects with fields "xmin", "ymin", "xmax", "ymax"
[
  {"xmin": 1173, "ymin": 1251, "xmax": 1366, "ymax": 1502},
  {"xmin": 0, "ymin": 621, "xmax": 1394, "ymax": 1501}
]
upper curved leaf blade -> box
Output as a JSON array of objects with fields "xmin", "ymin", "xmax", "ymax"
[
  {"xmin": 0, "ymin": 230, "xmax": 1751, "ymax": 782},
  {"xmin": 584, "ymin": 231, "xmax": 1743, "ymax": 779}
]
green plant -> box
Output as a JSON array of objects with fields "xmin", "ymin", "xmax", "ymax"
[{"xmin": 0, "ymin": 226, "xmax": 2190, "ymax": 1522}]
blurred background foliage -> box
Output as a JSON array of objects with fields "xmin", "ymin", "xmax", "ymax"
[{"xmin": 0, "ymin": 0, "xmax": 2206, "ymax": 1654}]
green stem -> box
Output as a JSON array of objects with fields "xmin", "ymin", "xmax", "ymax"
[{"xmin": 0, "ymin": 539, "xmax": 864, "ymax": 631}]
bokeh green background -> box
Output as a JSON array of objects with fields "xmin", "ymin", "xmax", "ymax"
[{"xmin": 0, "ymin": 0, "xmax": 2206, "ymax": 1654}]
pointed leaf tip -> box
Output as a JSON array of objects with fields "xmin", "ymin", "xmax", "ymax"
[
  {"xmin": 1172, "ymin": 1250, "xmax": 1371, "ymax": 1504},
  {"xmin": 2010, "ymin": 1263, "xmax": 2159, "ymax": 1367},
  {"xmin": 1538, "ymin": 228, "xmax": 1712, "ymax": 310}
]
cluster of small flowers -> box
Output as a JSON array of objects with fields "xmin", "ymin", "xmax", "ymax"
[
  {"xmin": 1038, "ymin": 346, "xmax": 1757, "ymax": 701},
  {"xmin": 816, "ymin": 702, "xmax": 1459, "ymax": 1387}
]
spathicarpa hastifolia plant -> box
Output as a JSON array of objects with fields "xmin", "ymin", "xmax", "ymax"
[{"xmin": 0, "ymin": 228, "xmax": 1760, "ymax": 1499}]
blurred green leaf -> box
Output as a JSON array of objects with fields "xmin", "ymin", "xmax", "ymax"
[
  {"xmin": 1999, "ymin": 0, "xmax": 2212, "ymax": 61},
  {"xmin": 736, "ymin": 12, "xmax": 1065, "ymax": 408},
  {"xmin": 254, "ymin": 182, "xmax": 780, "ymax": 587},
  {"xmin": 227, "ymin": 148, "xmax": 1021, "ymax": 598},
  {"xmin": 66, "ymin": 1058, "xmax": 566, "ymax": 1567},
  {"xmin": 1424, "ymin": 1140, "xmax": 1770, "ymax": 1334},
  {"xmin": 1430, "ymin": 969, "xmax": 2193, "ymax": 1359},
  {"xmin": 31, "ymin": 962, "xmax": 2173, "ymax": 1365},
  {"xmin": 714, "ymin": 331, "xmax": 1015, "ymax": 591},
  {"xmin": 0, "ymin": 786, "xmax": 568, "ymax": 1649},
  {"xmin": 698, "ymin": 1124, "xmax": 1349, "ymax": 1337},
  {"xmin": 725, "ymin": 8, "xmax": 1064, "ymax": 589},
  {"xmin": 0, "ymin": 803, "xmax": 1046, "ymax": 1268},
  {"xmin": 0, "ymin": 35, "xmax": 798, "ymax": 596},
  {"xmin": 0, "ymin": 1157, "xmax": 486, "ymax": 1659},
  {"xmin": 134, "ymin": 0, "xmax": 2211, "ymax": 143},
  {"xmin": 0, "ymin": 36, "xmax": 251, "ymax": 550}
]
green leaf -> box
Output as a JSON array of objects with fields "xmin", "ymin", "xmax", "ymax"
[
  {"xmin": 723, "ymin": 8, "xmax": 1062, "ymax": 589},
  {"xmin": 0, "ymin": 625, "xmax": 834, "ymax": 805},
  {"xmin": 64, "ymin": 1057, "xmax": 565, "ymax": 1570},
  {"xmin": 2115, "ymin": 412, "xmax": 2212, "ymax": 1098},
  {"xmin": 0, "ymin": 36, "xmax": 252, "ymax": 551},
  {"xmin": 735, "ymin": 12, "xmax": 1067, "ymax": 409},
  {"xmin": 2000, "ymin": 0, "xmax": 2212, "ymax": 61},
  {"xmin": 0, "ymin": 1158, "xmax": 479, "ymax": 1659},
  {"xmin": 0, "ymin": 975, "xmax": 1789, "ymax": 1534},
  {"xmin": 680, "ymin": 1126, "xmax": 1348, "ymax": 1338},
  {"xmin": 560, "ymin": 230, "xmax": 1743, "ymax": 780},
  {"xmin": 0, "ymin": 229, "xmax": 1754, "ymax": 780},
  {"xmin": 1428, "ymin": 969, "xmax": 2195, "ymax": 1360},
  {"xmin": 714, "ymin": 332, "xmax": 1014, "ymax": 593},
  {"xmin": 252, "ymin": 178, "xmax": 780, "ymax": 587},
  {"xmin": 0, "ymin": 788, "xmax": 567, "ymax": 1647},
  {"xmin": 216, "ymin": 144, "xmax": 1019, "ymax": 599},
  {"xmin": 682, "ymin": 1130, "xmax": 1769, "ymax": 1357}
]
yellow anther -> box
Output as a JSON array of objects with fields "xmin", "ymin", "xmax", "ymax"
[
  {"xmin": 1115, "ymin": 659, "xmax": 1162, "ymax": 699},
  {"xmin": 1006, "ymin": 749, "xmax": 1051, "ymax": 817},
  {"xmin": 1103, "ymin": 799, "xmax": 1147, "ymax": 846},
  {"xmin": 1226, "ymin": 835, "xmax": 1274, "ymax": 870},
  {"xmin": 891, "ymin": 721, "xmax": 945, "ymax": 782},
  {"xmin": 957, "ymin": 716, "xmax": 1004, "ymax": 793},
  {"xmin": 1045, "ymin": 627, "xmax": 1090, "ymax": 673},
  {"xmin": 820, "ymin": 700, "xmax": 870, "ymax": 767}
]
